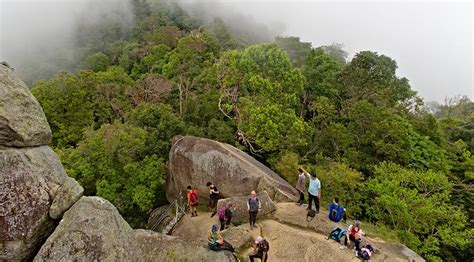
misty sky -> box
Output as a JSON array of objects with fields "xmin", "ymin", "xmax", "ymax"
[{"xmin": 0, "ymin": 0, "xmax": 472, "ymax": 103}]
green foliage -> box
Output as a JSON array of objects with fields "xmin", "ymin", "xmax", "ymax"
[
  {"xmin": 79, "ymin": 52, "xmax": 111, "ymax": 72},
  {"xmin": 62, "ymin": 122, "xmax": 166, "ymax": 228},
  {"xmin": 313, "ymin": 162, "xmax": 364, "ymax": 217},
  {"xmin": 365, "ymin": 163, "xmax": 469, "ymax": 259},
  {"xmin": 275, "ymin": 36, "xmax": 312, "ymax": 67},
  {"xmin": 27, "ymin": 7, "xmax": 473, "ymax": 260},
  {"xmin": 272, "ymin": 152, "xmax": 300, "ymax": 186}
]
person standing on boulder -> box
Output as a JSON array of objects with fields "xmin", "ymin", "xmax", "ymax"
[
  {"xmin": 187, "ymin": 185, "xmax": 199, "ymax": 217},
  {"xmin": 218, "ymin": 202, "xmax": 234, "ymax": 231},
  {"xmin": 247, "ymin": 191, "xmax": 261, "ymax": 229},
  {"xmin": 302, "ymin": 168, "xmax": 321, "ymax": 213},
  {"xmin": 206, "ymin": 182, "xmax": 220, "ymax": 218},
  {"xmin": 295, "ymin": 168, "xmax": 306, "ymax": 206}
]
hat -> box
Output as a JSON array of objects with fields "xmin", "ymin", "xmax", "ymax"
[
  {"xmin": 211, "ymin": 224, "xmax": 219, "ymax": 233},
  {"xmin": 255, "ymin": 236, "xmax": 263, "ymax": 244}
]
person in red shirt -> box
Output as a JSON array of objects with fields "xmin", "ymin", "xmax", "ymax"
[
  {"xmin": 340, "ymin": 220, "xmax": 363, "ymax": 251},
  {"xmin": 187, "ymin": 185, "xmax": 199, "ymax": 217}
]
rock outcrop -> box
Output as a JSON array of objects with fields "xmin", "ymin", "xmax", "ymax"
[
  {"xmin": 167, "ymin": 136, "xmax": 298, "ymax": 202},
  {"xmin": 217, "ymin": 191, "xmax": 276, "ymax": 225},
  {"xmin": 35, "ymin": 196, "xmax": 236, "ymax": 262},
  {"xmin": 0, "ymin": 65, "xmax": 51, "ymax": 147},
  {"xmin": 272, "ymin": 203, "xmax": 425, "ymax": 262},
  {"xmin": 0, "ymin": 65, "xmax": 83, "ymax": 261}
]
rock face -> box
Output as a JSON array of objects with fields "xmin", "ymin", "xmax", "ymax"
[
  {"xmin": 272, "ymin": 203, "xmax": 425, "ymax": 262},
  {"xmin": 167, "ymin": 136, "xmax": 298, "ymax": 202},
  {"xmin": 0, "ymin": 64, "xmax": 83, "ymax": 261},
  {"xmin": 216, "ymin": 191, "xmax": 276, "ymax": 225},
  {"xmin": 0, "ymin": 65, "xmax": 51, "ymax": 147},
  {"xmin": 35, "ymin": 197, "xmax": 236, "ymax": 262}
]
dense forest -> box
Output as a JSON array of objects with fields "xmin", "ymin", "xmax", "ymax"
[{"xmin": 16, "ymin": 0, "xmax": 473, "ymax": 261}]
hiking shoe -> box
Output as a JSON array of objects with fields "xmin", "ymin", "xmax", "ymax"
[
  {"xmin": 210, "ymin": 212, "xmax": 216, "ymax": 218},
  {"xmin": 339, "ymin": 246, "xmax": 347, "ymax": 250}
]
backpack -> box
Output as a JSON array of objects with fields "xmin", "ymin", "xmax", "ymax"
[
  {"xmin": 328, "ymin": 227, "xmax": 347, "ymax": 243},
  {"xmin": 218, "ymin": 206, "xmax": 226, "ymax": 220},
  {"xmin": 258, "ymin": 239, "xmax": 270, "ymax": 253},
  {"xmin": 358, "ymin": 245, "xmax": 374, "ymax": 260},
  {"xmin": 189, "ymin": 189, "xmax": 198, "ymax": 205},
  {"xmin": 329, "ymin": 203, "xmax": 344, "ymax": 222},
  {"xmin": 307, "ymin": 209, "xmax": 317, "ymax": 221}
]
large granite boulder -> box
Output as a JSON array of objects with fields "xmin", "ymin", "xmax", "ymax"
[
  {"xmin": 35, "ymin": 196, "xmax": 236, "ymax": 262},
  {"xmin": 167, "ymin": 136, "xmax": 298, "ymax": 202},
  {"xmin": 216, "ymin": 191, "xmax": 276, "ymax": 225},
  {"xmin": 0, "ymin": 65, "xmax": 51, "ymax": 147},
  {"xmin": 0, "ymin": 146, "xmax": 83, "ymax": 261},
  {"xmin": 0, "ymin": 64, "xmax": 83, "ymax": 261}
]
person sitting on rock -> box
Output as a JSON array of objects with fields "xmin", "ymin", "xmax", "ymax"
[
  {"xmin": 218, "ymin": 203, "xmax": 234, "ymax": 231},
  {"xmin": 186, "ymin": 185, "xmax": 199, "ymax": 217},
  {"xmin": 329, "ymin": 197, "xmax": 347, "ymax": 223},
  {"xmin": 206, "ymin": 181, "xmax": 220, "ymax": 218},
  {"xmin": 247, "ymin": 191, "xmax": 261, "ymax": 229},
  {"xmin": 208, "ymin": 224, "xmax": 235, "ymax": 252},
  {"xmin": 295, "ymin": 168, "xmax": 306, "ymax": 206},
  {"xmin": 340, "ymin": 220, "xmax": 363, "ymax": 252},
  {"xmin": 249, "ymin": 236, "xmax": 269, "ymax": 262}
]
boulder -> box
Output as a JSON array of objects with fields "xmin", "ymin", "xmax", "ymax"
[
  {"xmin": 34, "ymin": 196, "xmax": 140, "ymax": 261},
  {"xmin": 0, "ymin": 64, "xmax": 51, "ymax": 147},
  {"xmin": 167, "ymin": 136, "xmax": 298, "ymax": 203},
  {"xmin": 35, "ymin": 197, "xmax": 237, "ymax": 262},
  {"xmin": 216, "ymin": 191, "xmax": 276, "ymax": 225},
  {"xmin": 0, "ymin": 146, "xmax": 83, "ymax": 261},
  {"xmin": 147, "ymin": 204, "xmax": 174, "ymax": 232}
]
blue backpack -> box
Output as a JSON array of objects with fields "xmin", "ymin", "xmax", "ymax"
[
  {"xmin": 328, "ymin": 227, "xmax": 346, "ymax": 243},
  {"xmin": 329, "ymin": 203, "xmax": 345, "ymax": 222}
]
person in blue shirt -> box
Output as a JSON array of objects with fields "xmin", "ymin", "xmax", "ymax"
[
  {"xmin": 329, "ymin": 197, "xmax": 347, "ymax": 223},
  {"xmin": 301, "ymin": 167, "xmax": 321, "ymax": 213}
]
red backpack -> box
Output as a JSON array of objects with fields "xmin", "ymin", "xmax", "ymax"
[{"xmin": 189, "ymin": 189, "xmax": 198, "ymax": 205}]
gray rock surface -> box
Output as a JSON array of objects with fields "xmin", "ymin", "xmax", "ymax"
[
  {"xmin": 0, "ymin": 146, "xmax": 83, "ymax": 261},
  {"xmin": 272, "ymin": 203, "xmax": 425, "ymax": 262},
  {"xmin": 217, "ymin": 191, "xmax": 276, "ymax": 225},
  {"xmin": 35, "ymin": 197, "xmax": 237, "ymax": 262},
  {"xmin": 167, "ymin": 136, "xmax": 298, "ymax": 203},
  {"xmin": 0, "ymin": 64, "xmax": 51, "ymax": 147}
]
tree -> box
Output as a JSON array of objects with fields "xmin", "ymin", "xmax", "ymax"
[
  {"xmin": 79, "ymin": 52, "xmax": 111, "ymax": 72},
  {"xmin": 303, "ymin": 49, "xmax": 343, "ymax": 109},
  {"xmin": 340, "ymin": 51, "xmax": 416, "ymax": 111},
  {"xmin": 275, "ymin": 36, "xmax": 312, "ymax": 67},
  {"xmin": 61, "ymin": 122, "xmax": 167, "ymax": 228},
  {"xmin": 320, "ymin": 43, "xmax": 348, "ymax": 64},
  {"xmin": 365, "ymin": 163, "xmax": 471, "ymax": 260}
]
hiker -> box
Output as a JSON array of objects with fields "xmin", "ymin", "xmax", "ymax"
[
  {"xmin": 295, "ymin": 168, "xmax": 306, "ymax": 206},
  {"xmin": 187, "ymin": 185, "xmax": 198, "ymax": 217},
  {"xmin": 218, "ymin": 203, "xmax": 234, "ymax": 231},
  {"xmin": 301, "ymin": 167, "xmax": 321, "ymax": 213},
  {"xmin": 206, "ymin": 182, "xmax": 220, "ymax": 217},
  {"xmin": 247, "ymin": 191, "xmax": 261, "ymax": 229},
  {"xmin": 340, "ymin": 220, "xmax": 363, "ymax": 252},
  {"xmin": 328, "ymin": 197, "xmax": 347, "ymax": 223},
  {"xmin": 208, "ymin": 224, "xmax": 235, "ymax": 252},
  {"xmin": 249, "ymin": 236, "xmax": 269, "ymax": 262}
]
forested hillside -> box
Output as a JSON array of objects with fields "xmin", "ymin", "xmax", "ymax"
[{"xmin": 22, "ymin": 1, "xmax": 473, "ymax": 261}]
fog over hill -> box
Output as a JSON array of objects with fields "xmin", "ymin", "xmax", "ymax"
[{"xmin": 0, "ymin": 0, "xmax": 472, "ymax": 102}]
